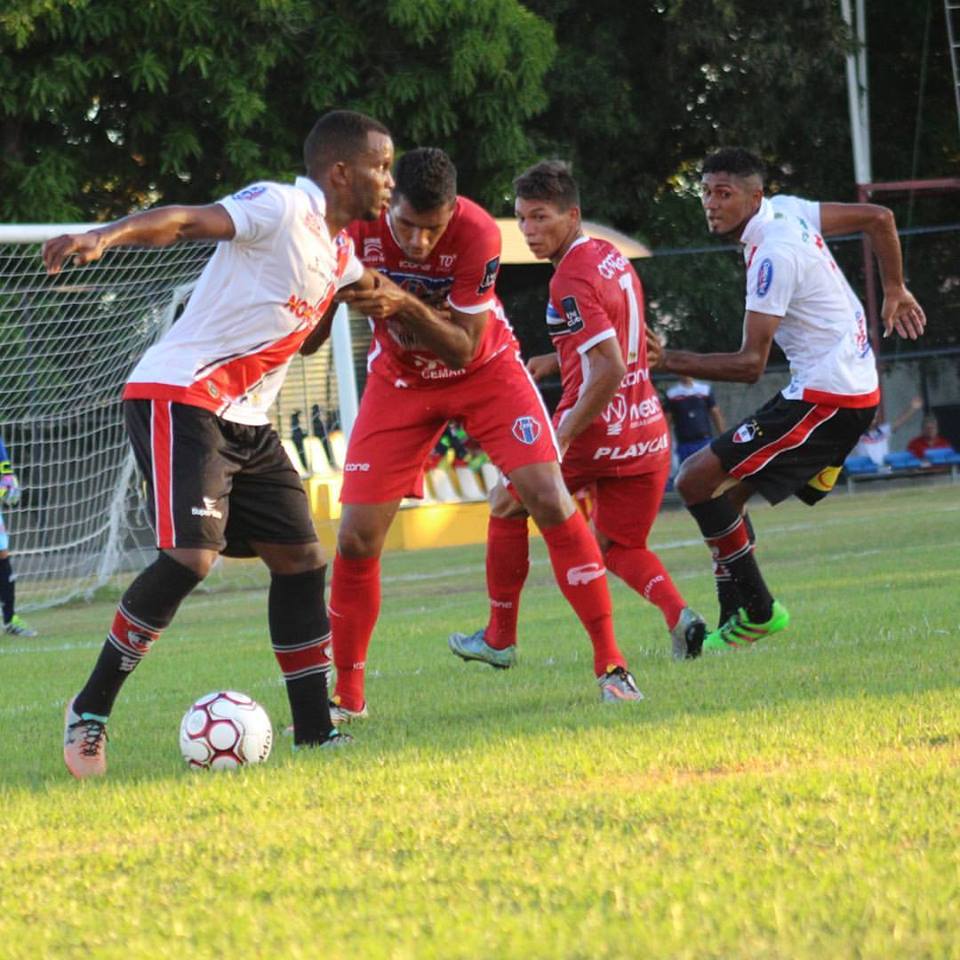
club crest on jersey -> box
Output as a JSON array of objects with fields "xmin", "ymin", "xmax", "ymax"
[
  {"xmin": 232, "ymin": 185, "xmax": 266, "ymax": 202},
  {"xmin": 477, "ymin": 256, "xmax": 500, "ymax": 294},
  {"xmin": 512, "ymin": 416, "xmax": 542, "ymax": 445},
  {"xmin": 756, "ymin": 258, "xmax": 774, "ymax": 297},
  {"xmin": 732, "ymin": 419, "xmax": 761, "ymax": 444}
]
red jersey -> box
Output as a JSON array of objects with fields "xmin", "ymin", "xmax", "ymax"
[
  {"xmin": 348, "ymin": 196, "xmax": 519, "ymax": 387},
  {"xmin": 549, "ymin": 237, "xmax": 669, "ymax": 476}
]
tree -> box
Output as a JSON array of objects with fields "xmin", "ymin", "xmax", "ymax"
[
  {"xmin": 0, "ymin": 0, "xmax": 554, "ymax": 221},
  {"xmin": 518, "ymin": 0, "xmax": 958, "ymax": 350}
]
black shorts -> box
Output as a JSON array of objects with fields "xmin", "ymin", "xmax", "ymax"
[
  {"xmin": 711, "ymin": 392, "xmax": 876, "ymax": 506},
  {"xmin": 124, "ymin": 399, "xmax": 317, "ymax": 557}
]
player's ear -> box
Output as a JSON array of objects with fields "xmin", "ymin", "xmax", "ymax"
[{"xmin": 328, "ymin": 160, "xmax": 351, "ymax": 190}]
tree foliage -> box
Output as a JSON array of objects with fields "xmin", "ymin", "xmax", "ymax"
[
  {"xmin": 1, "ymin": 0, "xmax": 957, "ymax": 348},
  {"xmin": 0, "ymin": 0, "xmax": 554, "ymax": 221}
]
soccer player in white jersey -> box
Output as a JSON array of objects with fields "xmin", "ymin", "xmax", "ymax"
[
  {"xmin": 652, "ymin": 147, "xmax": 925, "ymax": 650},
  {"xmin": 42, "ymin": 110, "xmax": 396, "ymax": 777}
]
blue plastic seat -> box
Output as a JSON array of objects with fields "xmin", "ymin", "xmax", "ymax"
[
  {"xmin": 884, "ymin": 451, "xmax": 924, "ymax": 470},
  {"xmin": 843, "ymin": 455, "xmax": 878, "ymax": 475},
  {"xmin": 922, "ymin": 446, "xmax": 960, "ymax": 465}
]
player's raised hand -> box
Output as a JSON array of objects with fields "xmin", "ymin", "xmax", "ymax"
[
  {"xmin": 42, "ymin": 231, "xmax": 107, "ymax": 275},
  {"xmin": 881, "ymin": 286, "xmax": 926, "ymax": 340},
  {"xmin": 526, "ymin": 352, "xmax": 559, "ymax": 382}
]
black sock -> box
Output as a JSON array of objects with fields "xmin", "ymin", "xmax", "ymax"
[
  {"xmin": 714, "ymin": 562, "xmax": 743, "ymax": 627},
  {"xmin": 269, "ymin": 567, "xmax": 333, "ymax": 745},
  {"xmin": 74, "ymin": 553, "xmax": 201, "ymax": 717},
  {"xmin": 0, "ymin": 556, "xmax": 14, "ymax": 623},
  {"xmin": 687, "ymin": 497, "xmax": 774, "ymax": 622}
]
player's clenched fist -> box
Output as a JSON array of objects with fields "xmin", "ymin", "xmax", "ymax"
[{"xmin": 42, "ymin": 230, "xmax": 107, "ymax": 275}]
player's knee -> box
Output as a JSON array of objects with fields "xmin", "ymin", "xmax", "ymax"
[
  {"xmin": 489, "ymin": 483, "xmax": 524, "ymax": 519},
  {"xmin": 164, "ymin": 548, "xmax": 217, "ymax": 580},
  {"xmin": 261, "ymin": 541, "xmax": 327, "ymax": 576},
  {"xmin": 336, "ymin": 524, "xmax": 382, "ymax": 560},
  {"xmin": 675, "ymin": 460, "xmax": 708, "ymax": 505},
  {"xmin": 518, "ymin": 485, "xmax": 571, "ymax": 528}
]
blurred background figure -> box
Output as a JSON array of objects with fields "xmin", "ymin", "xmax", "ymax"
[
  {"xmin": 907, "ymin": 411, "xmax": 954, "ymax": 461},
  {"xmin": 290, "ymin": 411, "xmax": 308, "ymax": 469},
  {"xmin": 0, "ymin": 431, "xmax": 37, "ymax": 637},
  {"xmin": 664, "ymin": 376, "xmax": 726, "ymax": 465},
  {"xmin": 850, "ymin": 395, "xmax": 923, "ymax": 467}
]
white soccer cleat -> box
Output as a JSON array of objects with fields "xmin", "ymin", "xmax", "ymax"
[
  {"xmin": 598, "ymin": 666, "xmax": 644, "ymax": 703},
  {"xmin": 670, "ymin": 607, "xmax": 706, "ymax": 660}
]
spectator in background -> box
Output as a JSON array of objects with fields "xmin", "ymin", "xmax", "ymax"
[
  {"xmin": 0, "ymin": 432, "xmax": 38, "ymax": 637},
  {"xmin": 290, "ymin": 410, "xmax": 308, "ymax": 468},
  {"xmin": 850, "ymin": 395, "xmax": 923, "ymax": 467},
  {"xmin": 311, "ymin": 403, "xmax": 337, "ymax": 466},
  {"xmin": 907, "ymin": 412, "xmax": 953, "ymax": 461},
  {"xmin": 664, "ymin": 376, "xmax": 726, "ymax": 464}
]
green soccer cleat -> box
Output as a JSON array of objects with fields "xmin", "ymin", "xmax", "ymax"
[
  {"xmin": 4, "ymin": 615, "xmax": 37, "ymax": 637},
  {"xmin": 703, "ymin": 600, "xmax": 791, "ymax": 651},
  {"xmin": 448, "ymin": 628, "xmax": 517, "ymax": 669}
]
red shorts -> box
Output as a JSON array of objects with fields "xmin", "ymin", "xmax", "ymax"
[
  {"xmin": 341, "ymin": 350, "xmax": 559, "ymax": 504},
  {"xmin": 563, "ymin": 459, "xmax": 671, "ymax": 549}
]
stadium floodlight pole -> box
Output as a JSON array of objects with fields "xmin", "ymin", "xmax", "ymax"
[{"xmin": 331, "ymin": 302, "xmax": 359, "ymax": 439}]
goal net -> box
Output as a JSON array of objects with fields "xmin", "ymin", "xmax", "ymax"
[{"xmin": 0, "ymin": 227, "xmax": 363, "ymax": 611}]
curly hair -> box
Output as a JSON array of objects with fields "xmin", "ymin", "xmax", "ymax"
[{"xmin": 394, "ymin": 148, "xmax": 457, "ymax": 211}]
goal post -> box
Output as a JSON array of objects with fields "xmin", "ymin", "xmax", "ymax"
[
  {"xmin": 0, "ymin": 225, "xmax": 216, "ymax": 609},
  {"xmin": 0, "ymin": 224, "xmax": 369, "ymax": 612}
]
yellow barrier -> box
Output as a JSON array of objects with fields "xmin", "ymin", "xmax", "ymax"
[{"xmin": 306, "ymin": 475, "xmax": 542, "ymax": 552}]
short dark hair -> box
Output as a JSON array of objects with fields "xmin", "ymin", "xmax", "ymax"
[
  {"xmin": 394, "ymin": 148, "xmax": 457, "ymax": 211},
  {"xmin": 701, "ymin": 148, "xmax": 765, "ymax": 183},
  {"xmin": 513, "ymin": 160, "xmax": 580, "ymax": 210},
  {"xmin": 303, "ymin": 110, "xmax": 390, "ymax": 176}
]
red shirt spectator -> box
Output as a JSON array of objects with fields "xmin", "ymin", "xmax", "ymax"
[{"xmin": 906, "ymin": 415, "xmax": 952, "ymax": 459}]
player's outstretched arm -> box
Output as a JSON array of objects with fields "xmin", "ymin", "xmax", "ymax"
[
  {"xmin": 818, "ymin": 202, "xmax": 925, "ymax": 341},
  {"xmin": 42, "ymin": 204, "xmax": 236, "ymax": 275},
  {"xmin": 654, "ymin": 311, "xmax": 780, "ymax": 384}
]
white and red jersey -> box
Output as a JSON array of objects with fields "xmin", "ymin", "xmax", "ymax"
[
  {"xmin": 124, "ymin": 177, "xmax": 363, "ymax": 425},
  {"xmin": 347, "ymin": 196, "xmax": 518, "ymax": 387},
  {"xmin": 549, "ymin": 236, "xmax": 669, "ymax": 476},
  {"xmin": 741, "ymin": 194, "xmax": 879, "ymax": 409}
]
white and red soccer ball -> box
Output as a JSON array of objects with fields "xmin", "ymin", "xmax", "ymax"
[{"xmin": 179, "ymin": 691, "xmax": 273, "ymax": 770}]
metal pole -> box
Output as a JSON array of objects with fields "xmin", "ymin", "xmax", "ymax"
[{"xmin": 331, "ymin": 303, "xmax": 359, "ymax": 440}]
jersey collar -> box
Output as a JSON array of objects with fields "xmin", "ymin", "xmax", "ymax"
[
  {"xmin": 739, "ymin": 196, "xmax": 773, "ymax": 249},
  {"xmin": 294, "ymin": 176, "xmax": 327, "ymax": 215},
  {"xmin": 555, "ymin": 232, "xmax": 590, "ymax": 268}
]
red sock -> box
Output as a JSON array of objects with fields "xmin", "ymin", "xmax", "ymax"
[
  {"xmin": 541, "ymin": 511, "xmax": 624, "ymax": 676},
  {"xmin": 330, "ymin": 553, "xmax": 380, "ymax": 711},
  {"xmin": 485, "ymin": 515, "xmax": 530, "ymax": 649},
  {"xmin": 605, "ymin": 543, "xmax": 686, "ymax": 629}
]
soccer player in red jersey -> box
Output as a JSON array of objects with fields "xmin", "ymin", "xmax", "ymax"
[
  {"xmin": 314, "ymin": 148, "xmax": 644, "ymax": 719},
  {"xmin": 448, "ymin": 160, "xmax": 706, "ymax": 669}
]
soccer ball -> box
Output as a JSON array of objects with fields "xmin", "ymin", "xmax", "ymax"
[{"xmin": 179, "ymin": 691, "xmax": 273, "ymax": 770}]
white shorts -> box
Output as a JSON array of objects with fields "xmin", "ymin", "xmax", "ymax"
[{"xmin": 0, "ymin": 509, "xmax": 8, "ymax": 552}]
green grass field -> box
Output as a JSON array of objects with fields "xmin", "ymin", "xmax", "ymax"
[{"xmin": 2, "ymin": 485, "xmax": 959, "ymax": 959}]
